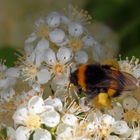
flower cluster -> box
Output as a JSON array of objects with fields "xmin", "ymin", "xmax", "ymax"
[{"xmin": 0, "ymin": 6, "xmax": 140, "ymax": 140}]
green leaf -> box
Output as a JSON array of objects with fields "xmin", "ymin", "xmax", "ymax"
[{"xmin": 0, "ymin": 47, "xmax": 17, "ymax": 67}]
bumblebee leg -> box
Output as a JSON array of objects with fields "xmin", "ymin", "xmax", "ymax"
[{"xmin": 87, "ymin": 88, "xmax": 99, "ymax": 99}]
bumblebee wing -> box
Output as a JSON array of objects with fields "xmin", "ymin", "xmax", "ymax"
[
  {"xmin": 120, "ymin": 72, "xmax": 137, "ymax": 90},
  {"xmin": 94, "ymin": 69, "xmax": 137, "ymax": 91}
]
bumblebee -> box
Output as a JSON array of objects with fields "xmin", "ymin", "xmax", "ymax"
[{"xmin": 70, "ymin": 64, "xmax": 137, "ymax": 107}]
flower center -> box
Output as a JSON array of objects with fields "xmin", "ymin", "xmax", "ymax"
[
  {"xmin": 30, "ymin": 66, "xmax": 38, "ymax": 75},
  {"xmin": 69, "ymin": 38, "xmax": 83, "ymax": 51},
  {"xmin": 98, "ymin": 122, "xmax": 111, "ymax": 138},
  {"xmin": 124, "ymin": 110, "xmax": 140, "ymax": 122},
  {"xmin": 37, "ymin": 24, "xmax": 49, "ymax": 38},
  {"xmin": 25, "ymin": 115, "xmax": 41, "ymax": 129},
  {"xmin": 53, "ymin": 63, "xmax": 64, "ymax": 75}
]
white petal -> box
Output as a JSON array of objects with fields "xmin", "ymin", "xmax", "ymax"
[
  {"xmin": 7, "ymin": 127, "xmax": 16, "ymax": 139},
  {"xmin": 62, "ymin": 114, "xmax": 78, "ymax": 126},
  {"xmin": 37, "ymin": 69, "xmax": 51, "ymax": 84},
  {"xmin": 101, "ymin": 114, "xmax": 115, "ymax": 125},
  {"xmin": 49, "ymin": 28, "xmax": 65, "ymax": 44},
  {"xmin": 105, "ymin": 136, "xmax": 121, "ymax": 140},
  {"xmin": 86, "ymin": 123, "xmax": 96, "ymax": 132},
  {"xmin": 61, "ymin": 15, "xmax": 70, "ymax": 25},
  {"xmin": 36, "ymin": 39, "xmax": 49, "ymax": 52},
  {"xmin": 32, "ymin": 84, "xmax": 41, "ymax": 92},
  {"xmin": 109, "ymin": 106, "xmax": 124, "ymax": 120},
  {"xmin": 28, "ymin": 96, "xmax": 45, "ymax": 114},
  {"xmin": 56, "ymin": 37, "xmax": 69, "ymax": 46},
  {"xmin": 51, "ymin": 75, "xmax": 68, "ymax": 91},
  {"xmin": 24, "ymin": 44, "xmax": 34, "ymax": 54},
  {"xmin": 79, "ymin": 97, "xmax": 90, "ymax": 112},
  {"xmin": 7, "ymin": 77, "xmax": 16, "ymax": 86},
  {"xmin": 45, "ymin": 105, "xmax": 55, "ymax": 112},
  {"xmin": 133, "ymin": 69, "xmax": 140, "ymax": 79},
  {"xmin": 45, "ymin": 97, "xmax": 63, "ymax": 112},
  {"xmin": 46, "ymin": 12, "xmax": 61, "ymax": 28},
  {"xmin": 123, "ymin": 96, "xmax": 138, "ymax": 111},
  {"xmin": 0, "ymin": 78, "xmax": 10, "ymax": 89},
  {"xmin": 75, "ymin": 51, "xmax": 88, "ymax": 64},
  {"xmin": 82, "ymin": 35, "xmax": 96, "ymax": 48},
  {"xmin": 6, "ymin": 67, "xmax": 19, "ymax": 78},
  {"xmin": 56, "ymin": 123, "xmax": 72, "ymax": 135},
  {"xmin": 13, "ymin": 107, "xmax": 28, "ymax": 124},
  {"xmin": 92, "ymin": 43, "xmax": 104, "ymax": 62},
  {"xmin": 137, "ymin": 104, "xmax": 140, "ymax": 114},
  {"xmin": 25, "ymin": 33, "xmax": 37, "ymax": 44},
  {"xmin": 54, "ymin": 88, "xmax": 67, "ymax": 102},
  {"xmin": 0, "ymin": 64, "xmax": 7, "ymax": 71},
  {"xmin": 68, "ymin": 22, "xmax": 83, "ymax": 37},
  {"xmin": 34, "ymin": 51, "xmax": 45, "ymax": 67},
  {"xmin": 112, "ymin": 121, "xmax": 130, "ymax": 135},
  {"xmin": 15, "ymin": 126, "xmax": 31, "ymax": 140},
  {"xmin": 35, "ymin": 18, "xmax": 45, "ymax": 27},
  {"xmin": 44, "ymin": 49, "xmax": 56, "ymax": 65},
  {"xmin": 57, "ymin": 47, "xmax": 73, "ymax": 64},
  {"xmin": 41, "ymin": 110, "xmax": 60, "ymax": 128},
  {"xmin": 0, "ymin": 88, "xmax": 15, "ymax": 102},
  {"xmin": 131, "ymin": 128, "xmax": 140, "ymax": 140},
  {"xmin": 27, "ymin": 51, "xmax": 36, "ymax": 63},
  {"xmin": 33, "ymin": 129, "xmax": 52, "ymax": 140}
]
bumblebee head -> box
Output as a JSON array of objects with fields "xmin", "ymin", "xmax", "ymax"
[{"xmin": 69, "ymin": 70, "xmax": 78, "ymax": 86}]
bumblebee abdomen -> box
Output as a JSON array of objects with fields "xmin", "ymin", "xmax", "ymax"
[
  {"xmin": 77, "ymin": 64, "xmax": 107, "ymax": 91},
  {"xmin": 77, "ymin": 64, "xmax": 87, "ymax": 91},
  {"xmin": 85, "ymin": 65, "xmax": 106, "ymax": 85}
]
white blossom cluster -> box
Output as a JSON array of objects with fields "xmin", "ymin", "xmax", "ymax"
[{"xmin": 0, "ymin": 7, "xmax": 140, "ymax": 140}]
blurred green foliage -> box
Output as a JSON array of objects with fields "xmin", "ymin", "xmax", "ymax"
[
  {"xmin": 0, "ymin": 47, "xmax": 17, "ymax": 67},
  {"xmin": 86, "ymin": 0, "xmax": 140, "ymax": 58}
]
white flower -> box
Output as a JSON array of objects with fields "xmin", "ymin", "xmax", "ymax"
[
  {"xmin": 89, "ymin": 114, "xmax": 132, "ymax": 139},
  {"xmin": 118, "ymin": 56, "xmax": 140, "ymax": 84},
  {"xmin": 18, "ymin": 55, "xmax": 51, "ymax": 85},
  {"xmin": 44, "ymin": 47, "xmax": 73, "ymax": 87},
  {"xmin": 0, "ymin": 62, "xmax": 19, "ymax": 102},
  {"xmin": 24, "ymin": 13, "xmax": 62, "ymax": 55},
  {"xmin": 13, "ymin": 96, "xmax": 60, "ymax": 138}
]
